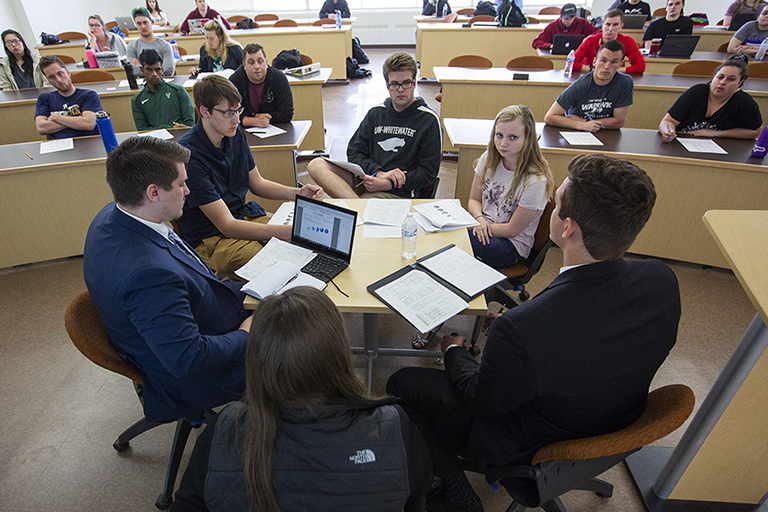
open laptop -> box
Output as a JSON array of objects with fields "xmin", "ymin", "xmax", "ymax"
[
  {"xmin": 114, "ymin": 16, "xmax": 136, "ymax": 30},
  {"xmin": 622, "ymin": 14, "xmax": 648, "ymax": 29},
  {"xmin": 188, "ymin": 18, "xmax": 210, "ymax": 34},
  {"xmin": 552, "ymin": 34, "xmax": 584, "ymax": 55},
  {"xmin": 292, "ymin": 195, "xmax": 357, "ymax": 282},
  {"xmin": 659, "ymin": 34, "xmax": 700, "ymax": 57},
  {"xmin": 730, "ymin": 12, "xmax": 756, "ymax": 31}
]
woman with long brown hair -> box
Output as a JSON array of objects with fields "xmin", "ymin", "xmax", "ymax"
[
  {"xmin": 0, "ymin": 29, "xmax": 46, "ymax": 91},
  {"xmin": 173, "ymin": 287, "xmax": 432, "ymax": 512}
]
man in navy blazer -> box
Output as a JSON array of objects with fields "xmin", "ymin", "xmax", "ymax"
[
  {"xmin": 83, "ymin": 136, "xmax": 252, "ymax": 423},
  {"xmin": 388, "ymin": 154, "xmax": 681, "ymax": 512}
]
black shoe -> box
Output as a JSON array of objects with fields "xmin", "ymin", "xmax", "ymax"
[{"xmin": 426, "ymin": 486, "xmax": 483, "ymax": 512}]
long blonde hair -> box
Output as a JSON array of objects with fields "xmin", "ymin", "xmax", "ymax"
[
  {"xmin": 479, "ymin": 104, "xmax": 554, "ymax": 203},
  {"xmin": 204, "ymin": 19, "xmax": 236, "ymax": 64},
  {"xmin": 732, "ymin": 0, "xmax": 766, "ymax": 13}
]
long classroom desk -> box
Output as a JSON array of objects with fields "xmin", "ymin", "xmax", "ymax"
[
  {"xmin": 416, "ymin": 23, "xmax": 733, "ymax": 78},
  {"xmin": 0, "ymin": 69, "xmax": 329, "ymax": 150},
  {"xmin": 434, "ymin": 67, "xmax": 768, "ymax": 151},
  {"xmin": 444, "ymin": 118, "xmax": 768, "ymax": 268},
  {"xmin": 538, "ymin": 49, "xmax": 732, "ymax": 74},
  {"xmin": 0, "ymin": 121, "xmax": 310, "ymax": 269}
]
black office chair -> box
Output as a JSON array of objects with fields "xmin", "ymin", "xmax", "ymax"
[
  {"xmin": 462, "ymin": 384, "xmax": 695, "ymax": 511},
  {"xmin": 64, "ymin": 290, "xmax": 216, "ymax": 510},
  {"xmin": 416, "ymin": 176, "xmax": 441, "ymax": 199}
]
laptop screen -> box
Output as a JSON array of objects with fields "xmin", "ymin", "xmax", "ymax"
[{"xmin": 292, "ymin": 196, "xmax": 357, "ymax": 263}]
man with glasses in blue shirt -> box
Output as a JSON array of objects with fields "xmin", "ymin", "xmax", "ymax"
[
  {"xmin": 177, "ymin": 75, "xmax": 322, "ymax": 278},
  {"xmin": 308, "ymin": 52, "xmax": 442, "ymax": 198}
]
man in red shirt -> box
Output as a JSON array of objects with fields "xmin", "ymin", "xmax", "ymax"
[
  {"xmin": 573, "ymin": 9, "xmax": 646, "ymax": 73},
  {"xmin": 532, "ymin": 3, "xmax": 599, "ymax": 49}
]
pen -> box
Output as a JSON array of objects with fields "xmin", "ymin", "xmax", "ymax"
[
  {"xmin": 251, "ymin": 130, "xmax": 266, "ymax": 134},
  {"xmin": 25, "ymin": 152, "xmax": 33, "ymax": 160},
  {"xmin": 276, "ymin": 273, "xmax": 299, "ymax": 292}
]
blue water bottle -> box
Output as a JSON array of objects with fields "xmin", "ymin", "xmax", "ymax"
[
  {"xmin": 170, "ymin": 39, "xmax": 181, "ymax": 62},
  {"xmin": 335, "ymin": 10, "xmax": 342, "ymax": 29},
  {"xmin": 95, "ymin": 111, "xmax": 119, "ymax": 153}
]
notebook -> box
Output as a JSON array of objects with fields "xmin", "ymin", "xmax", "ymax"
[
  {"xmin": 658, "ymin": 34, "xmax": 700, "ymax": 57},
  {"xmin": 291, "ymin": 195, "xmax": 357, "ymax": 282},
  {"xmin": 622, "ymin": 14, "xmax": 648, "ymax": 29},
  {"xmin": 552, "ymin": 34, "xmax": 584, "ymax": 55}
]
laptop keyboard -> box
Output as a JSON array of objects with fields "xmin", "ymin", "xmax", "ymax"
[{"xmin": 302, "ymin": 255, "xmax": 341, "ymax": 281}]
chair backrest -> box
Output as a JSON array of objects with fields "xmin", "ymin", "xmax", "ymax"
[
  {"xmin": 749, "ymin": 61, "xmax": 768, "ymax": 79},
  {"xmin": 457, "ymin": 7, "xmax": 475, "ymax": 15},
  {"xmin": 538, "ymin": 6, "xmax": 561, "ymax": 15},
  {"xmin": 313, "ymin": 18, "xmax": 336, "ymax": 25},
  {"xmin": 672, "ymin": 60, "xmax": 721, "ymax": 77},
  {"xmin": 652, "ymin": 7, "xmax": 666, "ymax": 17},
  {"xmin": 717, "ymin": 41, "xmax": 729, "ymax": 52},
  {"xmin": 506, "ymin": 56, "xmax": 554, "ymax": 70},
  {"xmin": 172, "ymin": 24, "xmax": 181, "ymax": 33},
  {"xmin": 70, "ymin": 70, "xmax": 116, "ymax": 84},
  {"xmin": 177, "ymin": 46, "xmax": 188, "ymax": 56},
  {"xmin": 448, "ymin": 54, "xmax": 493, "ymax": 68},
  {"xmin": 444, "ymin": 12, "xmax": 459, "ymax": 23},
  {"xmin": 227, "ymin": 15, "xmax": 248, "ymax": 23},
  {"xmin": 273, "ymin": 19, "xmax": 298, "ymax": 27},
  {"xmin": 416, "ymin": 176, "xmax": 441, "ymax": 199},
  {"xmin": 120, "ymin": 27, "xmax": 129, "ymax": 37},
  {"xmin": 531, "ymin": 384, "xmax": 695, "ymax": 465},
  {"xmin": 469, "ymin": 14, "xmax": 496, "ymax": 24},
  {"xmin": 254, "ymin": 13, "xmax": 279, "ymax": 21},
  {"xmin": 65, "ymin": 290, "xmax": 144, "ymax": 385},
  {"xmin": 300, "ymin": 53, "xmax": 313, "ymax": 65},
  {"xmin": 57, "ymin": 31, "xmax": 88, "ymax": 41},
  {"xmin": 53, "ymin": 54, "xmax": 77, "ymax": 64},
  {"xmin": 106, "ymin": 21, "xmax": 118, "ymax": 30},
  {"xmin": 526, "ymin": 16, "xmax": 540, "ymax": 24}
]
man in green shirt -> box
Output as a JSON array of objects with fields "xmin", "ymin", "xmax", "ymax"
[{"xmin": 131, "ymin": 49, "xmax": 195, "ymax": 131}]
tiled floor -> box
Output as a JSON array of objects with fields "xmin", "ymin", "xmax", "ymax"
[{"xmin": 0, "ymin": 47, "xmax": 758, "ymax": 511}]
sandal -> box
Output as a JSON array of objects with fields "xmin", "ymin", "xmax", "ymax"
[{"xmin": 412, "ymin": 330, "xmax": 436, "ymax": 349}]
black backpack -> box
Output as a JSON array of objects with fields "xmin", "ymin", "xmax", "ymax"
[
  {"xmin": 497, "ymin": 0, "xmax": 527, "ymax": 27},
  {"xmin": 272, "ymin": 49, "xmax": 302, "ymax": 70},
  {"xmin": 346, "ymin": 57, "xmax": 372, "ymax": 79},
  {"xmin": 236, "ymin": 18, "xmax": 256, "ymax": 29},
  {"xmin": 40, "ymin": 32, "xmax": 63, "ymax": 45},
  {"xmin": 352, "ymin": 36, "xmax": 369, "ymax": 64},
  {"xmin": 474, "ymin": 1, "xmax": 497, "ymax": 16}
]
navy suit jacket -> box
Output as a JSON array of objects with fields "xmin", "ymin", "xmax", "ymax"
[
  {"xmin": 444, "ymin": 259, "xmax": 681, "ymax": 465},
  {"xmin": 83, "ymin": 203, "xmax": 249, "ymax": 422}
]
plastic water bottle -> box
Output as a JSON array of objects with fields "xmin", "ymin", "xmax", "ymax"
[
  {"xmin": 335, "ymin": 9, "xmax": 342, "ymax": 29},
  {"xmin": 401, "ymin": 213, "xmax": 417, "ymax": 259},
  {"xmin": 442, "ymin": 2, "xmax": 448, "ymax": 17},
  {"xmin": 751, "ymin": 125, "xmax": 768, "ymax": 157},
  {"xmin": 95, "ymin": 111, "xmax": 119, "ymax": 153},
  {"xmin": 757, "ymin": 39, "xmax": 768, "ymax": 60},
  {"xmin": 170, "ymin": 40, "xmax": 181, "ymax": 62},
  {"xmin": 564, "ymin": 50, "xmax": 575, "ymax": 78}
]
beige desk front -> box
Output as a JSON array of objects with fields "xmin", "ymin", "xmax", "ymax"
[
  {"xmin": 35, "ymin": 40, "xmax": 87, "ymax": 61},
  {"xmin": 538, "ymin": 49, "xmax": 733, "ymax": 74},
  {"xmin": 435, "ymin": 67, "xmax": 768, "ymax": 151},
  {"xmin": 444, "ymin": 117, "xmax": 768, "ymax": 268},
  {"xmin": 0, "ymin": 121, "xmax": 309, "ymax": 269},
  {"xmin": 0, "ymin": 69, "xmax": 329, "ymax": 150}
]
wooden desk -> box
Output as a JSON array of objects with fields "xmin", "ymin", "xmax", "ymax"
[
  {"xmin": 538, "ymin": 49, "xmax": 733, "ymax": 74},
  {"xmin": 444, "ymin": 118, "xmax": 768, "ymax": 268},
  {"xmin": 65, "ymin": 58, "xmax": 203, "ymax": 80},
  {"xmin": 0, "ymin": 121, "xmax": 309, "ymax": 269},
  {"xmin": 435, "ymin": 67, "xmax": 768, "ymax": 150},
  {"xmin": 627, "ymin": 210, "xmax": 768, "ymax": 510},
  {"xmin": 0, "ymin": 69, "xmax": 329, "ymax": 150},
  {"xmin": 244, "ymin": 198, "xmax": 487, "ymax": 392},
  {"xmin": 130, "ymin": 17, "xmax": 355, "ymax": 34},
  {"xmin": 416, "ymin": 24, "xmax": 732, "ymax": 79},
  {"xmin": 35, "ymin": 40, "xmax": 87, "ymax": 61}
]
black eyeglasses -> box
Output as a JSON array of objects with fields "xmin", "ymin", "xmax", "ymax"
[
  {"xmin": 386, "ymin": 79, "xmax": 416, "ymax": 91},
  {"xmin": 213, "ymin": 107, "xmax": 244, "ymax": 118},
  {"xmin": 5, "ymin": 39, "xmax": 22, "ymax": 46}
]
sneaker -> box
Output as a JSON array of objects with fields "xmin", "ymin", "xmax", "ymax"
[{"xmin": 426, "ymin": 486, "xmax": 483, "ymax": 512}]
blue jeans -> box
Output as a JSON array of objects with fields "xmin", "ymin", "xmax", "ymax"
[{"xmin": 469, "ymin": 230, "xmax": 523, "ymax": 269}]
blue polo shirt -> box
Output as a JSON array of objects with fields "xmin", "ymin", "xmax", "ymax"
[{"xmin": 177, "ymin": 122, "xmax": 265, "ymax": 248}]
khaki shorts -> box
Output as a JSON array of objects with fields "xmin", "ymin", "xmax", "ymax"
[{"xmin": 194, "ymin": 215, "xmax": 270, "ymax": 279}]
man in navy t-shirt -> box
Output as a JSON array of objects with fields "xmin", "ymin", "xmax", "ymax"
[{"xmin": 34, "ymin": 55, "xmax": 102, "ymax": 139}]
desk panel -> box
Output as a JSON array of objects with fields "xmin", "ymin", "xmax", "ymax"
[{"xmin": 539, "ymin": 50, "xmax": 732, "ymax": 74}]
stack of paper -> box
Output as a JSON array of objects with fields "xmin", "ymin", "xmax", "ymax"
[
  {"xmin": 235, "ymin": 238, "xmax": 315, "ymax": 281},
  {"xmin": 361, "ymin": 198, "xmax": 412, "ymax": 238},
  {"xmin": 413, "ymin": 200, "xmax": 479, "ymax": 233},
  {"xmin": 240, "ymin": 261, "xmax": 325, "ymax": 300}
]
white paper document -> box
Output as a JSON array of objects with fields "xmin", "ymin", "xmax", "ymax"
[
  {"xmin": 40, "ymin": 138, "xmax": 74, "ymax": 154},
  {"xmin": 363, "ymin": 224, "xmax": 402, "ymax": 238},
  {"xmin": 413, "ymin": 200, "xmax": 479, "ymax": 232},
  {"xmin": 362, "ymin": 199, "xmax": 412, "ymax": 226},
  {"xmin": 267, "ymin": 202, "xmax": 295, "ymax": 226},
  {"xmin": 235, "ymin": 238, "xmax": 314, "ymax": 281},
  {"xmin": 320, "ymin": 157, "xmax": 366, "ymax": 178},
  {"xmin": 196, "ymin": 69, "xmax": 235, "ymax": 80},
  {"xmin": 676, "ymin": 138, "xmax": 727, "ymax": 154},
  {"xmin": 330, "ymin": 200, "xmax": 363, "ymax": 225},
  {"xmin": 240, "ymin": 261, "xmax": 325, "ymax": 300},
  {"xmin": 418, "ymin": 245, "xmax": 506, "ymax": 298},
  {"xmin": 245, "ymin": 124, "xmax": 287, "ymax": 138},
  {"xmin": 118, "ymin": 78, "xmax": 173, "ymax": 87},
  {"xmin": 375, "ymin": 270, "xmax": 469, "ymax": 333},
  {"xmin": 136, "ymin": 129, "xmax": 174, "ymax": 140},
  {"xmin": 560, "ymin": 132, "xmax": 603, "ymax": 146}
]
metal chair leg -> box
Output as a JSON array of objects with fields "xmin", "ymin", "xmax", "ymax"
[{"xmin": 155, "ymin": 418, "xmax": 194, "ymax": 510}]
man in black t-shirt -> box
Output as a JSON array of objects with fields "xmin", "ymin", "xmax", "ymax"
[
  {"xmin": 643, "ymin": 0, "xmax": 693, "ymax": 48},
  {"xmin": 617, "ymin": 0, "xmax": 651, "ymax": 20}
]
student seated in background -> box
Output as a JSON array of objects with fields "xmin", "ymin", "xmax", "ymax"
[
  {"xmin": 724, "ymin": 0, "xmax": 766, "ymax": 27},
  {"xmin": 643, "ymin": 0, "xmax": 693, "ymax": 48},
  {"xmin": 180, "ymin": 0, "xmax": 230, "ymax": 34},
  {"xmin": 127, "ymin": 7, "xmax": 175, "ymax": 77},
  {"xmin": 423, "ymin": 0, "xmax": 451, "ymax": 17},
  {"xmin": 545, "ymin": 40, "xmax": 634, "ymax": 132},
  {"xmin": 0, "ymin": 29, "xmax": 47, "ymax": 91},
  {"xmin": 87, "ymin": 14, "xmax": 127, "ymax": 56},
  {"xmin": 531, "ymin": 3, "xmax": 599, "ymax": 50},
  {"xmin": 728, "ymin": 4, "xmax": 768, "ymax": 55},
  {"xmin": 146, "ymin": 0, "xmax": 170, "ymax": 27},
  {"xmin": 34, "ymin": 55, "xmax": 101, "ymax": 139},
  {"xmin": 319, "ymin": 0, "xmax": 351, "ymax": 19},
  {"xmin": 229, "ymin": 43, "xmax": 293, "ymax": 129},
  {"xmin": 177, "ymin": 75, "xmax": 321, "ymax": 279},
  {"xmin": 572, "ymin": 9, "xmax": 646, "ymax": 74},
  {"xmin": 616, "ymin": 0, "xmax": 652, "ymax": 20},
  {"xmin": 308, "ymin": 52, "xmax": 441, "ymax": 199},
  {"xmin": 659, "ymin": 55, "xmax": 762, "ymax": 141},
  {"xmin": 173, "ymin": 287, "xmax": 432, "ymax": 512},
  {"xmin": 131, "ymin": 49, "xmax": 194, "ymax": 131},
  {"xmin": 191, "ymin": 19, "xmax": 242, "ymax": 75}
]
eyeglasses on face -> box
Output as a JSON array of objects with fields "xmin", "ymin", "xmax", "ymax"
[
  {"xmin": 5, "ymin": 39, "xmax": 22, "ymax": 46},
  {"xmin": 212, "ymin": 106, "xmax": 245, "ymax": 118},
  {"xmin": 387, "ymin": 79, "xmax": 416, "ymax": 91}
]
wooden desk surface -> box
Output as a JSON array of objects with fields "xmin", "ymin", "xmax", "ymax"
[
  {"xmin": 538, "ymin": 49, "xmax": 736, "ymax": 74},
  {"xmin": 243, "ymin": 198, "xmax": 487, "ymax": 316}
]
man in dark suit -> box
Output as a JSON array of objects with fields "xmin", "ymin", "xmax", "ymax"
[
  {"xmin": 387, "ymin": 154, "xmax": 681, "ymax": 512},
  {"xmin": 83, "ymin": 136, "xmax": 252, "ymax": 423}
]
